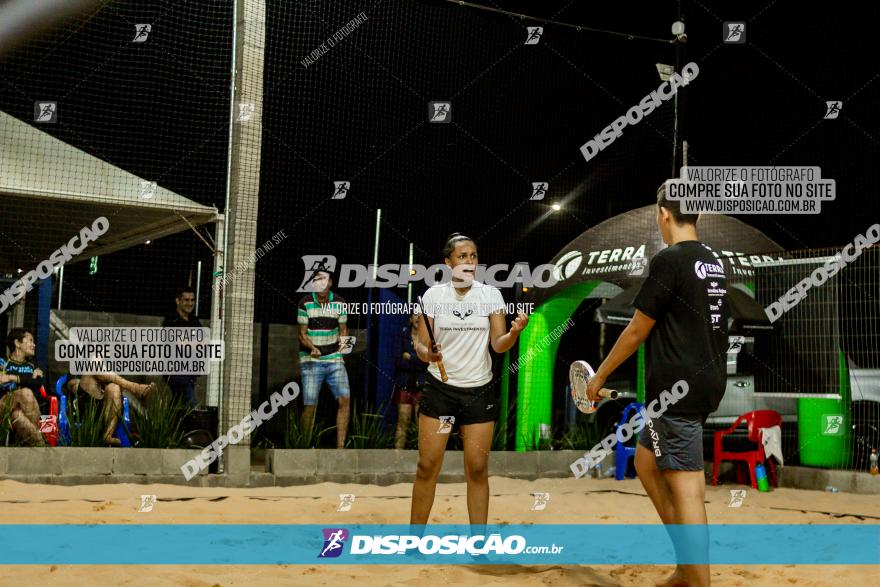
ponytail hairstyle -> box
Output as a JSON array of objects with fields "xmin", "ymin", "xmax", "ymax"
[{"xmin": 442, "ymin": 232, "xmax": 476, "ymax": 259}]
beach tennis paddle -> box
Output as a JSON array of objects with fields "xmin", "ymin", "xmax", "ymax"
[
  {"xmin": 569, "ymin": 360, "xmax": 618, "ymax": 414},
  {"xmin": 417, "ymin": 295, "xmax": 448, "ymax": 382}
]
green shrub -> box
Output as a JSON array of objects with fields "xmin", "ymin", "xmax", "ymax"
[
  {"xmin": 557, "ymin": 417, "xmax": 604, "ymax": 451},
  {"xmin": 128, "ymin": 390, "xmax": 192, "ymax": 448},
  {"xmin": 0, "ymin": 398, "xmax": 15, "ymax": 445},
  {"xmin": 346, "ymin": 401, "xmax": 393, "ymax": 449},
  {"xmin": 283, "ymin": 404, "xmax": 334, "ymax": 449},
  {"xmin": 66, "ymin": 394, "xmax": 105, "ymax": 447},
  {"xmin": 404, "ymin": 417, "xmax": 419, "ymax": 450}
]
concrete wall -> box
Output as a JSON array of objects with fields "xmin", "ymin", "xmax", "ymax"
[
  {"xmin": 0, "ymin": 447, "xmax": 215, "ymax": 486},
  {"xmin": 266, "ymin": 449, "xmax": 599, "ymax": 486},
  {"xmin": 5, "ymin": 447, "xmax": 880, "ymax": 492}
]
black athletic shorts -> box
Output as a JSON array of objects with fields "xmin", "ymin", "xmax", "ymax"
[
  {"xmin": 637, "ymin": 412, "xmax": 708, "ymax": 471},
  {"xmin": 419, "ymin": 373, "xmax": 499, "ymax": 426}
]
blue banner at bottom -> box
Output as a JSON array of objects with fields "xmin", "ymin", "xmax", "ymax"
[{"xmin": 0, "ymin": 525, "xmax": 877, "ymax": 565}]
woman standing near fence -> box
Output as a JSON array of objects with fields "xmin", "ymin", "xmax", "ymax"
[{"xmin": 410, "ymin": 233, "xmax": 529, "ymax": 525}]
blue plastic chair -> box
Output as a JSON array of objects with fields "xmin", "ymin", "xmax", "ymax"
[
  {"xmin": 56, "ymin": 375, "xmax": 71, "ymax": 446},
  {"xmin": 115, "ymin": 397, "xmax": 132, "ymax": 447},
  {"xmin": 55, "ymin": 375, "xmax": 131, "ymax": 447},
  {"xmin": 615, "ymin": 402, "xmax": 644, "ymax": 480}
]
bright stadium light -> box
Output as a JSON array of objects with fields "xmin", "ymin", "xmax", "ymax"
[{"xmin": 551, "ymin": 203, "xmax": 561, "ymax": 211}]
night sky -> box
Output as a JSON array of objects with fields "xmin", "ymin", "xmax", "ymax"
[{"xmin": 1, "ymin": 0, "xmax": 878, "ymax": 323}]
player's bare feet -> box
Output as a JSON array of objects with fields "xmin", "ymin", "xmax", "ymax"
[
  {"xmin": 656, "ymin": 566, "xmax": 687, "ymax": 587},
  {"xmin": 104, "ymin": 435, "xmax": 122, "ymax": 447}
]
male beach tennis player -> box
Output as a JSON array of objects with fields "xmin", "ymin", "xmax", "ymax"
[
  {"xmin": 586, "ymin": 183, "xmax": 729, "ymax": 587},
  {"xmin": 410, "ymin": 233, "xmax": 528, "ymax": 525}
]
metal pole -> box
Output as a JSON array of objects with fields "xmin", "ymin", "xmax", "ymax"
[
  {"xmin": 671, "ymin": 7, "xmax": 684, "ymax": 177},
  {"xmin": 682, "ymin": 140, "xmax": 689, "ymax": 175},
  {"xmin": 372, "ymin": 209, "xmax": 381, "ymax": 280},
  {"xmin": 195, "ymin": 260, "xmax": 202, "ymax": 316},
  {"xmin": 407, "ymin": 242, "xmax": 414, "ymax": 304},
  {"xmin": 207, "ymin": 215, "xmax": 225, "ymax": 408},
  {"xmin": 56, "ymin": 265, "xmax": 64, "ymax": 310},
  {"xmin": 364, "ymin": 208, "xmax": 381, "ymax": 403},
  {"xmin": 214, "ymin": 0, "xmax": 241, "ymax": 475}
]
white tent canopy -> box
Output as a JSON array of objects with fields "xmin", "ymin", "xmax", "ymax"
[{"xmin": 0, "ymin": 110, "xmax": 218, "ymax": 274}]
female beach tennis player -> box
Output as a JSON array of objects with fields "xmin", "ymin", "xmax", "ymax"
[{"xmin": 410, "ymin": 233, "xmax": 529, "ymax": 525}]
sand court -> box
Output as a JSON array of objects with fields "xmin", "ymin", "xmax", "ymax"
[{"xmin": 1, "ymin": 476, "xmax": 876, "ymax": 586}]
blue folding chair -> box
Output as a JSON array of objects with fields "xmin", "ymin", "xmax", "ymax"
[
  {"xmin": 56, "ymin": 375, "xmax": 70, "ymax": 445},
  {"xmin": 55, "ymin": 375, "xmax": 131, "ymax": 447},
  {"xmin": 615, "ymin": 401, "xmax": 644, "ymax": 480}
]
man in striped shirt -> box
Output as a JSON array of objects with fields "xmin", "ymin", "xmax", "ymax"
[{"xmin": 297, "ymin": 271, "xmax": 351, "ymax": 448}]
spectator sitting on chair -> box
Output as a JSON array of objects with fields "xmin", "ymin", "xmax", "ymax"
[
  {"xmin": 65, "ymin": 372, "xmax": 155, "ymax": 446},
  {"xmin": 163, "ymin": 286, "xmax": 202, "ymax": 408},
  {"xmin": 0, "ymin": 328, "xmax": 48, "ymax": 446}
]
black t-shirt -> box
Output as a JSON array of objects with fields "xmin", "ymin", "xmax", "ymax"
[{"xmin": 633, "ymin": 241, "xmax": 729, "ymax": 415}]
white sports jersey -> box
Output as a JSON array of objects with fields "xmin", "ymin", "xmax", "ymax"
[{"xmin": 421, "ymin": 281, "xmax": 504, "ymax": 387}]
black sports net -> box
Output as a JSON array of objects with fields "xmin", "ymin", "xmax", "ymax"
[{"xmin": 1, "ymin": 0, "xmax": 878, "ymax": 471}]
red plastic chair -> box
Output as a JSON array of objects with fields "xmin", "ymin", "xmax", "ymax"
[
  {"xmin": 38, "ymin": 387, "xmax": 60, "ymax": 447},
  {"xmin": 712, "ymin": 410, "xmax": 782, "ymax": 489}
]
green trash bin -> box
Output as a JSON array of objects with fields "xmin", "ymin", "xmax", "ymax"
[{"xmin": 797, "ymin": 350, "xmax": 851, "ymax": 468}]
